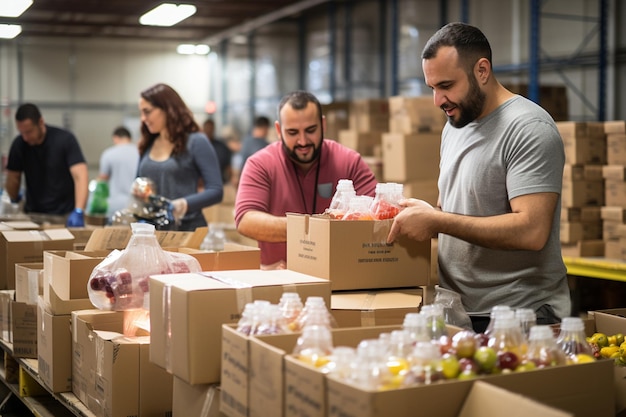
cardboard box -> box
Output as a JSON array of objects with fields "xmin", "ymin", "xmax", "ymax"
[
  {"xmin": 556, "ymin": 121, "xmax": 606, "ymax": 138},
  {"xmin": 326, "ymin": 359, "xmax": 613, "ymax": 417},
  {"xmin": 72, "ymin": 309, "xmax": 172, "ymax": 417},
  {"xmin": 286, "ymin": 214, "xmax": 431, "ymax": 291},
  {"xmin": 338, "ymin": 130, "xmax": 382, "ymax": 156},
  {"xmin": 561, "ymin": 180, "xmax": 604, "ymax": 208},
  {"xmin": 42, "ymin": 250, "xmax": 110, "ymax": 315},
  {"xmin": 561, "ymin": 136, "xmax": 607, "ymax": 165},
  {"xmin": 331, "ymin": 288, "xmax": 422, "ymax": 327},
  {"xmin": 602, "ymin": 206, "xmax": 626, "ymax": 222},
  {"xmin": 605, "ymin": 180, "xmax": 626, "ymax": 207},
  {"xmin": 173, "ymin": 377, "xmax": 222, "ymax": 417},
  {"xmin": 8, "ymin": 299, "xmax": 37, "ymax": 358},
  {"xmin": 560, "ymin": 221, "xmax": 602, "ymax": 244},
  {"xmin": 588, "ymin": 308, "xmax": 626, "ymax": 415},
  {"xmin": 0, "ymin": 228, "xmax": 75, "ymax": 290},
  {"xmin": 165, "ymin": 242, "xmax": 260, "ymax": 271},
  {"xmin": 459, "ymin": 381, "xmax": 572, "ymax": 417},
  {"xmin": 382, "ymin": 132, "xmax": 440, "ymax": 182},
  {"xmin": 149, "ymin": 269, "xmax": 331, "ymax": 385},
  {"xmin": 15, "ymin": 262, "xmax": 43, "ymax": 305},
  {"xmin": 0, "ymin": 290, "xmax": 12, "ymax": 341},
  {"xmin": 561, "ymin": 206, "xmax": 601, "ymax": 222},
  {"xmin": 561, "ymin": 240, "xmax": 604, "ymax": 258},
  {"xmin": 83, "ymin": 226, "xmax": 197, "ymax": 251},
  {"xmin": 607, "ymin": 133, "xmax": 626, "ymax": 165},
  {"xmin": 563, "ymin": 164, "xmax": 604, "ymax": 181},
  {"xmin": 361, "ymin": 156, "xmax": 383, "ymax": 182},
  {"xmin": 604, "ymin": 240, "xmax": 622, "ymax": 260},
  {"xmin": 37, "ymin": 303, "xmax": 72, "ymax": 393},
  {"xmin": 220, "ymin": 323, "xmax": 401, "ymax": 417},
  {"xmin": 349, "ymin": 99, "xmax": 390, "ymax": 133},
  {"xmin": 0, "ymin": 221, "xmax": 41, "ymax": 231},
  {"xmin": 388, "ymin": 95, "xmax": 447, "ymax": 134}
]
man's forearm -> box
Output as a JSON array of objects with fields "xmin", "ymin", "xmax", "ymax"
[{"xmin": 237, "ymin": 210, "xmax": 288, "ymax": 242}]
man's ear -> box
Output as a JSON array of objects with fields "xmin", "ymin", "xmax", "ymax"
[{"xmin": 475, "ymin": 57, "xmax": 491, "ymax": 84}]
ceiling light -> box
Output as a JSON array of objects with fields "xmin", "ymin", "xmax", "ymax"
[
  {"xmin": 0, "ymin": 0, "xmax": 32, "ymax": 18},
  {"xmin": 139, "ymin": 3, "xmax": 196, "ymax": 27},
  {"xmin": 177, "ymin": 44, "xmax": 210, "ymax": 55},
  {"xmin": 0, "ymin": 24, "xmax": 22, "ymax": 39}
]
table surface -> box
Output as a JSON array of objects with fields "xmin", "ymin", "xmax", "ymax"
[{"xmin": 562, "ymin": 256, "xmax": 626, "ymax": 282}]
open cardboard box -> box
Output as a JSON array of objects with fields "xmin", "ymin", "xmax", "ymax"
[{"xmin": 286, "ymin": 214, "xmax": 431, "ymax": 291}]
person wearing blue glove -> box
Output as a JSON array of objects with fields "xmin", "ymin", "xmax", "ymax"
[{"xmin": 4, "ymin": 103, "xmax": 89, "ymax": 226}]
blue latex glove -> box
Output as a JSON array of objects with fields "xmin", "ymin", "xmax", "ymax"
[
  {"xmin": 66, "ymin": 208, "xmax": 85, "ymax": 227},
  {"xmin": 10, "ymin": 192, "xmax": 22, "ymax": 204}
]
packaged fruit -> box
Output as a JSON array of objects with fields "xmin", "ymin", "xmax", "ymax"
[
  {"xmin": 87, "ymin": 222, "xmax": 201, "ymax": 311},
  {"xmin": 524, "ymin": 325, "xmax": 566, "ymax": 368},
  {"xmin": 555, "ymin": 317, "xmax": 594, "ymax": 363}
]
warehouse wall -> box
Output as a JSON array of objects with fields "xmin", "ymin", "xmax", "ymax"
[{"xmin": 0, "ymin": 0, "xmax": 622, "ymax": 183}]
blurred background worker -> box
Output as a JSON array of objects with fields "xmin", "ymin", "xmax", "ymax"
[
  {"xmin": 97, "ymin": 126, "xmax": 140, "ymax": 218},
  {"xmin": 203, "ymin": 118, "xmax": 233, "ymax": 184},
  {"xmin": 4, "ymin": 103, "xmax": 88, "ymax": 227}
]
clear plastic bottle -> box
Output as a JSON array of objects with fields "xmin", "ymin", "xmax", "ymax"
[
  {"xmin": 294, "ymin": 296, "xmax": 337, "ymax": 331},
  {"xmin": 555, "ymin": 317, "xmax": 594, "ymax": 363},
  {"xmin": 200, "ymin": 222, "xmax": 226, "ymax": 251},
  {"xmin": 525, "ymin": 325, "xmax": 567, "ymax": 368},
  {"xmin": 321, "ymin": 346, "xmax": 356, "ymax": 378},
  {"xmin": 385, "ymin": 330, "xmax": 413, "ymax": 378},
  {"xmin": 293, "ymin": 324, "xmax": 334, "ymax": 368},
  {"xmin": 487, "ymin": 316, "xmax": 527, "ymax": 370},
  {"xmin": 371, "ymin": 183, "xmax": 401, "ymax": 220},
  {"xmin": 248, "ymin": 300, "xmax": 271, "ymax": 336},
  {"xmin": 326, "ymin": 179, "xmax": 356, "ymax": 219},
  {"xmin": 254, "ymin": 304, "xmax": 287, "ymax": 335},
  {"xmin": 406, "ymin": 341, "xmax": 444, "ymax": 386},
  {"xmin": 278, "ymin": 292, "xmax": 303, "ymax": 331},
  {"xmin": 421, "ymin": 304, "xmax": 447, "ymax": 340},
  {"xmin": 236, "ymin": 302, "xmax": 256, "ymax": 335},
  {"xmin": 484, "ymin": 305, "xmax": 514, "ymax": 336},
  {"xmin": 515, "ymin": 308, "xmax": 537, "ymax": 341},
  {"xmin": 341, "ymin": 195, "xmax": 375, "ymax": 220},
  {"xmin": 402, "ymin": 312, "xmax": 430, "ymax": 345},
  {"xmin": 352, "ymin": 339, "xmax": 393, "ymax": 390}
]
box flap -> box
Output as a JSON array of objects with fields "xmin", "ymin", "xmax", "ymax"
[
  {"xmin": 459, "ymin": 381, "xmax": 572, "ymax": 417},
  {"xmin": 84, "ymin": 227, "xmax": 132, "ymax": 251},
  {"xmin": 0, "ymin": 221, "xmax": 41, "ymax": 230},
  {"xmin": 331, "ymin": 289, "xmax": 422, "ymax": 310}
]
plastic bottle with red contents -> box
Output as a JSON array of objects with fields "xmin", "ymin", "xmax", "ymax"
[
  {"xmin": 341, "ymin": 195, "xmax": 375, "ymax": 220},
  {"xmin": 326, "ymin": 179, "xmax": 356, "ymax": 219},
  {"xmin": 371, "ymin": 182, "xmax": 402, "ymax": 220}
]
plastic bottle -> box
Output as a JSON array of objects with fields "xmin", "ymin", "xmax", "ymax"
[
  {"xmin": 320, "ymin": 346, "xmax": 356, "ymax": 378},
  {"xmin": 420, "ymin": 304, "xmax": 447, "ymax": 340},
  {"xmin": 341, "ymin": 195, "xmax": 375, "ymax": 220},
  {"xmin": 326, "ymin": 179, "xmax": 356, "ymax": 219},
  {"xmin": 293, "ymin": 324, "xmax": 334, "ymax": 368},
  {"xmin": 555, "ymin": 317, "xmax": 594, "ymax": 363},
  {"xmin": 487, "ymin": 316, "xmax": 527, "ymax": 370},
  {"xmin": 402, "ymin": 312, "xmax": 430, "ymax": 345},
  {"xmin": 294, "ymin": 296, "xmax": 337, "ymax": 331},
  {"xmin": 484, "ymin": 305, "xmax": 514, "ymax": 336},
  {"xmin": 351, "ymin": 338, "xmax": 393, "ymax": 390},
  {"xmin": 278, "ymin": 292, "xmax": 303, "ymax": 331},
  {"xmin": 236, "ymin": 302, "xmax": 256, "ymax": 335},
  {"xmin": 254, "ymin": 304, "xmax": 287, "ymax": 335},
  {"xmin": 371, "ymin": 183, "xmax": 401, "ymax": 220},
  {"xmin": 201, "ymin": 222, "xmax": 226, "ymax": 251},
  {"xmin": 406, "ymin": 341, "xmax": 444, "ymax": 386},
  {"xmin": 515, "ymin": 308, "xmax": 537, "ymax": 341},
  {"xmin": 385, "ymin": 330, "xmax": 413, "ymax": 378},
  {"xmin": 525, "ymin": 325, "xmax": 567, "ymax": 368}
]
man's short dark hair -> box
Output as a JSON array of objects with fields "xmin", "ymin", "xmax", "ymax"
[
  {"xmin": 15, "ymin": 103, "xmax": 42, "ymax": 124},
  {"xmin": 276, "ymin": 90, "xmax": 323, "ymax": 126},
  {"xmin": 253, "ymin": 116, "xmax": 270, "ymax": 128},
  {"xmin": 422, "ymin": 22, "xmax": 492, "ymax": 74},
  {"xmin": 112, "ymin": 126, "xmax": 131, "ymax": 139}
]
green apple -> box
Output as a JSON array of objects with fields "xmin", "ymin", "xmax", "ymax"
[{"xmin": 473, "ymin": 346, "xmax": 497, "ymax": 373}]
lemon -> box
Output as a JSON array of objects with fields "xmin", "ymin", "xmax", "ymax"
[
  {"xmin": 600, "ymin": 346, "xmax": 620, "ymax": 358},
  {"xmin": 617, "ymin": 333, "xmax": 625, "ymax": 346},
  {"xmin": 608, "ymin": 335, "xmax": 618, "ymax": 346},
  {"xmin": 572, "ymin": 353, "xmax": 596, "ymax": 364}
]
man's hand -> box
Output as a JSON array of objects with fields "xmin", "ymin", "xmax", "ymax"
[
  {"xmin": 66, "ymin": 208, "xmax": 85, "ymax": 227},
  {"xmin": 387, "ymin": 198, "xmax": 437, "ymax": 243}
]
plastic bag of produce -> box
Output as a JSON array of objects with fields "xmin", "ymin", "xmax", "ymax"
[
  {"xmin": 434, "ymin": 285, "xmax": 473, "ymax": 330},
  {"xmin": 87, "ymin": 222, "xmax": 201, "ymax": 310}
]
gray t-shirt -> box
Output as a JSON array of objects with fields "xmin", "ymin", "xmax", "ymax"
[
  {"xmin": 99, "ymin": 142, "xmax": 139, "ymax": 217},
  {"xmin": 437, "ymin": 95, "xmax": 570, "ymax": 318}
]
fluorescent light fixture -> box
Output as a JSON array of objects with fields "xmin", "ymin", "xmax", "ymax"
[
  {"xmin": 177, "ymin": 44, "xmax": 210, "ymax": 55},
  {"xmin": 139, "ymin": 3, "xmax": 196, "ymax": 27},
  {"xmin": 0, "ymin": 24, "xmax": 22, "ymax": 39},
  {"xmin": 0, "ymin": 0, "xmax": 32, "ymax": 18}
]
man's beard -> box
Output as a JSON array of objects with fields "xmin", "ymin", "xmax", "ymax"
[
  {"xmin": 445, "ymin": 74, "xmax": 486, "ymax": 128},
  {"xmin": 281, "ymin": 135, "xmax": 323, "ymax": 164}
]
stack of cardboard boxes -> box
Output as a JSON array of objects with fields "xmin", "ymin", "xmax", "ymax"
[{"xmin": 556, "ymin": 121, "xmax": 606, "ymax": 257}]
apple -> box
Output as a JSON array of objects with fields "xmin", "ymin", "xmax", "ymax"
[
  {"xmin": 458, "ymin": 357, "xmax": 479, "ymax": 373},
  {"xmin": 438, "ymin": 335, "xmax": 453, "ymax": 354},
  {"xmin": 497, "ymin": 351, "xmax": 520, "ymax": 370},
  {"xmin": 440, "ymin": 353, "xmax": 461, "ymax": 379},
  {"xmin": 457, "ymin": 369, "xmax": 477, "ymax": 380},
  {"xmin": 474, "ymin": 332, "xmax": 490, "ymax": 347},
  {"xmin": 515, "ymin": 359, "xmax": 537, "ymax": 372},
  {"xmin": 452, "ymin": 330, "xmax": 478, "ymax": 359},
  {"xmin": 473, "ymin": 346, "xmax": 497, "ymax": 373}
]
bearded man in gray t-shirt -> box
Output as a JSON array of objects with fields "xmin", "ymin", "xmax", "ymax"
[{"xmin": 387, "ymin": 22, "xmax": 570, "ymax": 333}]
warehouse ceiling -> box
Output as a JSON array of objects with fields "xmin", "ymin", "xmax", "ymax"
[{"xmin": 8, "ymin": 0, "xmax": 322, "ymax": 43}]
